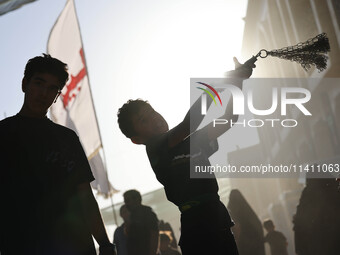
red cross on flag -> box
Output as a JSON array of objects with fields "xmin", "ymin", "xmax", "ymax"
[{"xmin": 47, "ymin": 0, "xmax": 115, "ymax": 197}]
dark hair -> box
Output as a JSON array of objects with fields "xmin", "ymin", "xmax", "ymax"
[
  {"xmin": 119, "ymin": 204, "xmax": 127, "ymax": 213},
  {"xmin": 117, "ymin": 99, "xmax": 150, "ymax": 138},
  {"xmin": 123, "ymin": 189, "xmax": 142, "ymax": 202},
  {"xmin": 24, "ymin": 54, "xmax": 69, "ymax": 89},
  {"xmin": 263, "ymin": 219, "xmax": 274, "ymax": 229},
  {"xmin": 119, "ymin": 204, "xmax": 128, "ymax": 215},
  {"xmin": 159, "ymin": 233, "xmax": 171, "ymax": 243}
]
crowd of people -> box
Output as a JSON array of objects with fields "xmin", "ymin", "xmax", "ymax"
[
  {"xmin": 1, "ymin": 53, "xmax": 339, "ymax": 255},
  {"xmin": 113, "ymin": 189, "xmax": 181, "ymax": 255}
]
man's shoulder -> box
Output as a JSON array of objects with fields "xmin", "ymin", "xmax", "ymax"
[
  {"xmin": 0, "ymin": 116, "xmax": 75, "ymax": 136},
  {"xmin": 0, "ymin": 115, "xmax": 17, "ymax": 126},
  {"xmin": 114, "ymin": 224, "xmax": 125, "ymax": 235},
  {"xmin": 146, "ymin": 127, "xmax": 211, "ymax": 152},
  {"xmin": 135, "ymin": 205, "xmax": 158, "ymax": 220},
  {"xmin": 0, "ymin": 115, "xmax": 20, "ymax": 133},
  {"xmin": 273, "ymin": 230, "xmax": 286, "ymax": 239},
  {"xmin": 267, "ymin": 231, "xmax": 286, "ymax": 241},
  {"xmin": 146, "ymin": 133, "xmax": 170, "ymax": 163},
  {"xmin": 134, "ymin": 205, "xmax": 159, "ymax": 229},
  {"xmin": 48, "ymin": 120, "xmax": 79, "ymax": 137},
  {"xmin": 146, "ymin": 133, "xmax": 169, "ymax": 150},
  {"xmin": 139, "ymin": 204, "xmax": 155, "ymax": 213}
]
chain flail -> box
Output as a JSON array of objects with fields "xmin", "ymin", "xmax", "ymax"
[{"xmin": 255, "ymin": 33, "xmax": 330, "ymax": 72}]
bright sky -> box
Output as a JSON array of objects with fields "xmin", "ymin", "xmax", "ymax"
[{"xmin": 0, "ymin": 0, "xmax": 249, "ymax": 205}]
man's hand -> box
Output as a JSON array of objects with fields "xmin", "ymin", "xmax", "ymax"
[
  {"xmin": 205, "ymin": 56, "xmax": 257, "ymax": 140},
  {"xmin": 225, "ymin": 56, "xmax": 257, "ymax": 79},
  {"xmin": 77, "ymin": 183, "xmax": 115, "ymax": 255}
]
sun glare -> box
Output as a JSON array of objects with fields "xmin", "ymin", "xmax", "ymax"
[{"xmin": 118, "ymin": 2, "xmax": 246, "ymax": 126}]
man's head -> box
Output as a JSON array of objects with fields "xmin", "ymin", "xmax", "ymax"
[
  {"xmin": 23, "ymin": 54, "xmax": 69, "ymax": 87},
  {"xmin": 263, "ymin": 219, "xmax": 275, "ymax": 232},
  {"xmin": 119, "ymin": 204, "xmax": 130, "ymax": 223},
  {"xmin": 159, "ymin": 233, "xmax": 171, "ymax": 251},
  {"xmin": 117, "ymin": 99, "xmax": 169, "ymax": 144},
  {"xmin": 123, "ymin": 189, "xmax": 142, "ymax": 211},
  {"xmin": 21, "ymin": 54, "xmax": 69, "ymax": 117}
]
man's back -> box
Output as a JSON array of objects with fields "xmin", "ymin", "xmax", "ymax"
[
  {"xmin": 264, "ymin": 231, "xmax": 288, "ymax": 255},
  {"xmin": 127, "ymin": 205, "xmax": 159, "ymax": 255},
  {"xmin": 114, "ymin": 224, "xmax": 128, "ymax": 255}
]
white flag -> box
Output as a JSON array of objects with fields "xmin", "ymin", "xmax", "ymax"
[{"xmin": 47, "ymin": 0, "xmax": 115, "ymax": 197}]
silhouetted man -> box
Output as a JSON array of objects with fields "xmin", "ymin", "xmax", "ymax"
[
  {"xmin": 227, "ymin": 189, "xmax": 265, "ymax": 255},
  {"xmin": 263, "ymin": 219, "xmax": 288, "ymax": 255},
  {"xmin": 0, "ymin": 54, "xmax": 115, "ymax": 255},
  {"xmin": 117, "ymin": 57, "xmax": 255, "ymax": 255},
  {"xmin": 159, "ymin": 233, "xmax": 181, "ymax": 255},
  {"xmin": 123, "ymin": 189, "xmax": 159, "ymax": 255},
  {"xmin": 293, "ymin": 177, "xmax": 340, "ymax": 255},
  {"xmin": 114, "ymin": 205, "xmax": 130, "ymax": 255}
]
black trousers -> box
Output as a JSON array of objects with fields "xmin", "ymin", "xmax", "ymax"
[
  {"xmin": 178, "ymin": 200, "xmax": 239, "ymax": 255},
  {"xmin": 179, "ymin": 227, "xmax": 239, "ymax": 255}
]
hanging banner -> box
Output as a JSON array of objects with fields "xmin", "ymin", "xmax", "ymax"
[{"xmin": 47, "ymin": 0, "xmax": 115, "ymax": 196}]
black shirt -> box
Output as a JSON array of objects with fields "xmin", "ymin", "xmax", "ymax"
[
  {"xmin": 146, "ymin": 128, "xmax": 219, "ymax": 206},
  {"xmin": 146, "ymin": 127, "xmax": 234, "ymax": 247},
  {"xmin": 0, "ymin": 114, "xmax": 95, "ymax": 255},
  {"xmin": 127, "ymin": 205, "xmax": 159, "ymax": 255},
  {"xmin": 264, "ymin": 231, "xmax": 288, "ymax": 255}
]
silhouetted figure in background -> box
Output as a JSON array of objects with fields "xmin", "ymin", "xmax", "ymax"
[
  {"xmin": 117, "ymin": 57, "xmax": 255, "ymax": 255},
  {"xmin": 123, "ymin": 189, "xmax": 159, "ymax": 255},
  {"xmin": 0, "ymin": 54, "xmax": 115, "ymax": 255},
  {"xmin": 263, "ymin": 219, "xmax": 288, "ymax": 255},
  {"xmin": 293, "ymin": 177, "xmax": 340, "ymax": 255},
  {"xmin": 159, "ymin": 233, "xmax": 181, "ymax": 255},
  {"xmin": 227, "ymin": 189, "xmax": 265, "ymax": 255},
  {"xmin": 114, "ymin": 205, "xmax": 130, "ymax": 255},
  {"xmin": 159, "ymin": 220, "xmax": 178, "ymax": 250}
]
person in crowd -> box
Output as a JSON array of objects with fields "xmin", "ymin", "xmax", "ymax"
[
  {"xmin": 159, "ymin": 220, "xmax": 178, "ymax": 250},
  {"xmin": 263, "ymin": 219, "xmax": 288, "ymax": 255},
  {"xmin": 159, "ymin": 233, "xmax": 181, "ymax": 255},
  {"xmin": 117, "ymin": 57, "xmax": 256, "ymax": 255},
  {"xmin": 227, "ymin": 189, "xmax": 265, "ymax": 255},
  {"xmin": 293, "ymin": 176, "xmax": 340, "ymax": 255},
  {"xmin": 0, "ymin": 54, "xmax": 115, "ymax": 255},
  {"xmin": 114, "ymin": 205, "xmax": 130, "ymax": 255},
  {"xmin": 123, "ymin": 189, "xmax": 159, "ymax": 255}
]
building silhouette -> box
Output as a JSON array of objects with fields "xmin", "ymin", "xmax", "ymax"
[{"xmin": 227, "ymin": 1, "xmax": 340, "ymax": 254}]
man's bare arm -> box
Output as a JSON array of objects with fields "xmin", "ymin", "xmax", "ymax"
[
  {"xmin": 168, "ymin": 93, "xmax": 214, "ymax": 148},
  {"xmin": 169, "ymin": 57, "xmax": 256, "ymax": 146},
  {"xmin": 77, "ymin": 182, "xmax": 116, "ymax": 255},
  {"xmin": 207, "ymin": 57, "xmax": 256, "ymax": 140}
]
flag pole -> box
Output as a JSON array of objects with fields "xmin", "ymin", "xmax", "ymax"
[
  {"xmin": 72, "ymin": 0, "xmax": 118, "ymax": 226},
  {"xmin": 47, "ymin": 0, "xmax": 118, "ymax": 226}
]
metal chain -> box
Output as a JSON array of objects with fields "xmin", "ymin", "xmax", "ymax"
[{"xmin": 255, "ymin": 33, "xmax": 330, "ymax": 71}]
